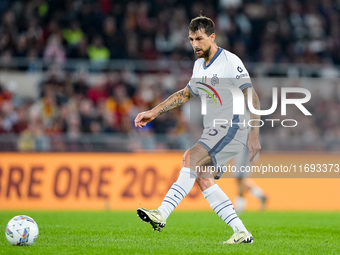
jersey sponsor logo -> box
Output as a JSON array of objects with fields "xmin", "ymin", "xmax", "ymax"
[
  {"xmin": 211, "ymin": 74, "xmax": 219, "ymax": 86},
  {"xmin": 196, "ymin": 76, "xmax": 223, "ymax": 106},
  {"xmin": 237, "ymin": 66, "xmax": 243, "ymax": 73},
  {"xmin": 236, "ymin": 73, "xmax": 249, "ymax": 79},
  {"xmin": 196, "ymin": 82, "xmax": 223, "ymax": 106}
]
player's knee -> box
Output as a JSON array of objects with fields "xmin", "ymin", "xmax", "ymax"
[
  {"xmin": 182, "ymin": 149, "xmax": 199, "ymax": 168},
  {"xmin": 182, "ymin": 150, "xmax": 190, "ymax": 167},
  {"xmin": 196, "ymin": 178, "xmax": 215, "ymax": 191}
]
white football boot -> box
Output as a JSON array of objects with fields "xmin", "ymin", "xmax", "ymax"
[
  {"xmin": 137, "ymin": 208, "xmax": 166, "ymax": 232},
  {"xmin": 221, "ymin": 231, "xmax": 254, "ymax": 244}
]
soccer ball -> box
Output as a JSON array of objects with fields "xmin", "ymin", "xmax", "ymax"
[{"xmin": 5, "ymin": 215, "xmax": 39, "ymax": 246}]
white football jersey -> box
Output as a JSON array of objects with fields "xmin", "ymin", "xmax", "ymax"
[{"xmin": 187, "ymin": 47, "xmax": 252, "ymax": 142}]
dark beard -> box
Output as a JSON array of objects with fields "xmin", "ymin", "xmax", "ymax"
[{"xmin": 195, "ymin": 46, "xmax": 211, "ymax": 59}]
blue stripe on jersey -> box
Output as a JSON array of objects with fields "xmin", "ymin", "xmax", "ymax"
[
  {"xmin": 239, "ymin": 83, "xmax": 253, "ymax": 91},
  {"xmin": 187, "ymin": 83, "xmax": 199, "ymax": 97},
  {"xmin": 209, "ymin": 115, "xmax": 240, "ymax": 163},
  {"xmin": 203, "ymin": 47, "xmax": 223, "ymax": 70}
]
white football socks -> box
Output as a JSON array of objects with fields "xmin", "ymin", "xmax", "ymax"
[
  {"xmin": 158, "ymin": 167, "xmax": 197, "ymax": 221},
  {"xmin": 203, "ymin": 184, "xmax": 248, "ymax": 233}
]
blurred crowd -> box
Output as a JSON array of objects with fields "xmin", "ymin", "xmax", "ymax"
[
  {"xmin": 0, "ymin": 0, "xmax": 340, "ymax": 65},
  {"xmin": 0, "ymin": 0, "xmax": 340, "ymax": 152},
  {"xmin": 0, "ymin": 67, "xmax": 191, "ymax": 151},
  {"xmin": 257, "ymin": 79, "xmax": 340, "ymax": 151},
  {"xmin": 1, "ymin": 67, "xmax": 340, "ymax": 152}
]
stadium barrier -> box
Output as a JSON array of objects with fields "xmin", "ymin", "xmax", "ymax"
[{"xmin": 0, "ymin": 153, "xmax": 339, "ymax": 211}]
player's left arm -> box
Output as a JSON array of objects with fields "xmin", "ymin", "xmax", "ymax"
[{"xmin": 243, "ymin": 87, "xmax": 261, "ymax": 162}]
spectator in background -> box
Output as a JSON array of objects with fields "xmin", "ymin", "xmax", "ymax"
[
  {"xmin": 97, "ymin": 98, "xmax": 118, "ymax": 133},
  {"xmin": 79, "ymin": 98, "xmax": 96, "ymax": 133},
  {"xmin": 30, "ymin": 85, "xmax": 59, "ymax": 128},
  {"xmin": 155, "ymin": 25, "xmax": 175, "ymax": 56},
  {"xmin": 14, "ymin": 35, "xmax": 28, "ymax": 58},
  {"xmin": 87, "ymin": 81, "xmax": 108, "ymax": 105},
  {"xmin": 0, "ymin": 84, "xmax": 13, "ymax": 105},
  {"xmin": 58, "ymin": 104, "xmax": 69, "ymax": 133},
  {"xmin": 126, "ymin": 32, "xmax": 140, "ymax": 59},
  {"xmin": 42, "ymin": 20, "xmax": 60, "ymax": 46},
  {"xmin": 43, "ymin": 33, "xmax": 66, "ymax": 64},
  {"xmin": 66, "ymin": 112, "xmax": 82, "ymax": 151},
  {"xmin": 63, "ymin": 20, "xmax": 83, "ymax": 48},
  {"xmin": 17, "ymin": 116, "xmax": 50, "ymax": 152},
  {"xmin": 103, "ymin": 16, "xmax": 126, "ymax": 59},
  {"xmin": 86, "ymin": 119, "xmax": 107, "ymax": 151},
  {"xmin": 102, "ymin": 111, "xmax": 118, "ymax": 133},
  {"xmin": 0, "ymin": 10, "xmax": 17, "ymax": 40},
  {"xmin": 87, "ymin": 35, "xmax": 110, "ymax": 63},
  {"xmin": 45, "ymin": 117, "xmax": 65, "ymax": 151},
  {"xmin": 27, "ymin": 47, "xmax": 40, "ymax": 72},
  {"xmin": 107, "ymin": 86, "xmax": 134, "ymax": 132},
  {"xmin": 0, "ymin": 115, "xmax": 7, "ymax": 134},
  {"xmin": 1, "ymin": 100, "xmax": 18, "ymax": 132},
  {"xmin": 141, "ymin": 37, "xmax": 158, "ymax": 60},
  {"xmin": 25, "ymin": 17, "xmax": 42, "ymax": 50},
  {"xmin": 169, "ymin": 6, "xmax": 191, "ymax": 53},
  {"xmin": 12, "ymin": 108, "xmax": 28, "ymax": 134},
  {"xmin": 167, "ymin": 107, "xmax": 190, "ymax": 150},
  {"xmin": 73, "ymin": 71, "xmax": 90, "ymax": 96},
  {"xmin": 68, "ymin": 36, "xmax": 88, "ymax": 59},
  {"xmin": 104, "ymin": 71, "xmax": 121, "ymax": 97}
]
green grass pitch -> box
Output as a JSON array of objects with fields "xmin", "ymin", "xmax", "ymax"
[{"xmin": 0, "ymin": 211, "xmax": 339, "ymax": 254}]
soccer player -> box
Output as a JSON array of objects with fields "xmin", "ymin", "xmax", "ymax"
[
  {"xmin": 233, "ymin": 148, "xmax": 267, "ymax": 213},
  {"xmin": 134, "ymin": 15, "xmax": 261, "ymax": 244}
]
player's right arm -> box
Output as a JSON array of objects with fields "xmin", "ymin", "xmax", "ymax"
[
  {"xmin": 228, "ymin": 52, "xmax": 261, "ymax": 162},
  {"xmin": 243, "ymin": 87, "xmax": 261, "ymax": 162},
  {"xmin": 134, "ymin": 86, "xmax": 191, "ymax": 128}
]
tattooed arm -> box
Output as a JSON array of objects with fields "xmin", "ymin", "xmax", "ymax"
[
  {"xmin": 243, "ymin": 87, "xmax": 262, "ymax": 162},
  {"xmin": 156, "ymin": 87, "xmax": 191, "ymax": 116},
  {"xmin": 135, "ymin": 87, "xmax": 191, "ymax": 128}
]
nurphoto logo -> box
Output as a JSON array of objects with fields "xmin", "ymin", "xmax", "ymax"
[{"xmin": 199, "ymin": 84, "xmax": 312, "ymax": 128}]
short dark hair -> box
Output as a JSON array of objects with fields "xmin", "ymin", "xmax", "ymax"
[{"xmin": 188, "ymin": 16, "xmax": 215, "ymax": 36}]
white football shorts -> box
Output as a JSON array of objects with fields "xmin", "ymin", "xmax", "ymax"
[{"xmin": 197, "ymin": 126, "xmax": 247, "ymax": 169}]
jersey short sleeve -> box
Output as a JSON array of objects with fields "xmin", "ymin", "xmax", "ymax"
[
  {"xmin": 187, "ymin": 82, "xmax": 199, "ymax": 97},
  {"xmin": 229, "ymin": 53, "xmax": 252, "ymax": 91},
  {"xmin": 186, "ymin": 60, "xmax": 200, "ymax": 97}
]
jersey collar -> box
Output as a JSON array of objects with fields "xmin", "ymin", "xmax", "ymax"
[{"xmin": 203, "ymin": 47, "xmax": 223, "ymax": 70}]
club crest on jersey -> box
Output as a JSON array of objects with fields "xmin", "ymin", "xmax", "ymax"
[
  {"xmin": 237, "ymin": 66, "xmax": 243, "ymax": 73},
  {"xmin": 211, "ymin": 74, "xmax": 219, "ymax": 86}
]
